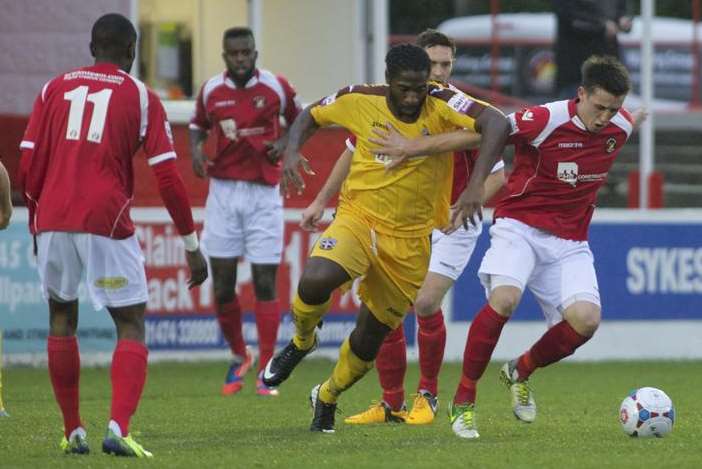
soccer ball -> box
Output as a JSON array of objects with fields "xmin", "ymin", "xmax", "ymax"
[{"xmin": 619, "ymin": 387, "xmax": 675, "ymax": 438}]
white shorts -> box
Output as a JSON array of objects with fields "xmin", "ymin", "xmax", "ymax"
[
  {"xmin": 478, "ymin": 217, "xmax": 600, "ymax": 327},
  {"xmin": 202, "ymin": 178, "xmax": 284, "ymax": 263},
  {"xmin": 36, "ymin": 232, "xmax": 148, "ymax": 310},
  {"xmin": 428, "ymin": 223, "xmax": 482, "ymax": 281}
]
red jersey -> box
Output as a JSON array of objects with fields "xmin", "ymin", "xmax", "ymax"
[
  {"xmin": 347, "ymin": 138, "xmax": 503, "ymax": 205},
  {"xmin": 496, "ymin": 99, "xmax": 633, "ymax": 241},
  {"xmin": 20, "ymin": 63, "xmax": 181, "ymax": 238},
  {"xmin": 190, "ymin": 69, "xmax": 301, "ymax": 185}
]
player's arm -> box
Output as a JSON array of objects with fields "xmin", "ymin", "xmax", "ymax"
[
  {"xmin": 370, "ymin": 125, "xmax": 480, "ymax": 163},
  {"xmin": 0, "ymin": 161, "xmax": 11, "ymax": 230},
  {"xmin": 300, "ymin": 145, "xmax": 353, "ymax": 231},
  {"xmin": 146, "ymin": 93, "xmax": 208, "ymax": 288},
  {"xmin": 482, "ymin": 165, "xmax": 505, "ymax": 205},
  {"xmin": 281, "ymin": 105, "xmax": 320, "ymax": 196},
  {"xmin": 188, "ymin": 86, "xmax": 211, "ymax": 178},
  {"xmin": 267, "ymin": 75, "xmax": 304, "ymax": 164}
]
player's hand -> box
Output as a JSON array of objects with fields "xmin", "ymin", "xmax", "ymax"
[
  {"xmin": 192, "ymin": 152, "xmax": 208, "ymax": 179},
  {"xmin": 185, "ymin": 248, "xmax": 208, "ymax": 289},
  {"xmin": 264, "ymin": 137, "xmax": 286, "ymax": 164},
  {"xmin": 445, "ymin": 183, "xmax": 484, "ymax": 234},
  {"xmin": 300, "ymin": 200, "xmax": 324, "ymax": 231},
  {"xmin": 632, "ymin": 108, "xmax": 649, "ymax": 131},
  {"xmin": 281, "ymin": 150, "xmax": 315, "ymax": 197},
  {"xmin": 0, "ymin": 205, "xmax": 11, "ymax": 230},
  {"xmin": 369, "ymin": 122, "xmax": 412, "ymax": 170}
]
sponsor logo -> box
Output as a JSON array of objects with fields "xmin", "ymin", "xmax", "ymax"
[
  {"xmin": 606, "ymin": 137, "xmax": 617, "ymax": 153},
  {"xmin": 557, "ymin": 161, "xmax": 608, "ymax": 186},
  {"xmin": 447, "ymin": 93, "xmax": 473, "ymax": 113},
  {"xmin": 253, "ymin": 95, "xmax": 266, "ymax": 108},
  {"xmin": 557, "ymin": 162, "xmax": 579, "ymax": 186},
  {"xmin": 214, "ymin": 99, "xmax": 236, "ymax": 108},
  {"xmin": 320, "ymin": 93, "xmax": 337, "ymax": 106},
  {"xmin": 318, "ymin": 237, "xmax": 337, "ymax": 250},
  {"xmin": 219, "ymin": 118, "xmax": 238, "ymax": 141},
  {"xmin": 371, "ymin": 121, "xmax": 386, "ymax": 129},
  {"xmin": 94, "ymin": 277, "xmax": 128, "ymax": 290},
  {"xmin": 385, "ymin": 306, "xmax": 403, "ymax": 317},
  {"xmin": 558, "ymin": 142, "xmax": 584, "ymax": 148}
]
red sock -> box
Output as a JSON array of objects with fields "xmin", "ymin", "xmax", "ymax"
[
  {"xmin": 516, "ymin": 320, "xmax": 590, "ymax": 380},
  {"xmin": 255, "ymin": 300, "xmax": 281, "ymax": 372},
  {"xmin": 454, "ymin": 304, "xmax": 508, "ymax": 404},
  {"xmin": 110, "ymin": 340, "xmax": 148, "ymax": 437},
  {"xmin": 416, "ymin": 310, "xmax": 446, "ymax": 396},
  {"xmin": 47, "ymin": 336, "xmax": 81, "ymax": 437},
  {"xmin": 376, "ymin": 324, "xmax": 406, "ymax": 411},
  {"xmin": 217, "ymin": 298, "xmax": 246, "ymax": 357}
]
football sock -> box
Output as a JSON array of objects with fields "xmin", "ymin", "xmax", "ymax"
[
  {"xmin": 255, "ymin": 300, "xmax": 281, "ymax": 372},
  {"xmin": 216, "ymin": 298, "xmax": 246, "ymax": 357},
  {"xmin": 291, "ymin": 294, "xmax": 330, "ymax": 350},
  {"xmin": 319, "ymin": 338, "xmax": 373, "ymax": 404},
  {"xmin": 376, "ymin": 324, "xmax": 406, "ymax": 411},
  {"xmin": 516, "ymin": 320, "xmax": 590, "ymax": 380},
  {"xmin": 110, "ymin": 339, "xmax": 148, "ymax": 437},
  {"xmin": 417, "ymin": 310, "xmax": 446, "ymax": 396},
  {"xmin": 47, "ymin": 336, "xmax": 81, "ymax": 437},
  {"xmin": 454, "ymin": 304, "xmax": 508, "ymax": 404}
]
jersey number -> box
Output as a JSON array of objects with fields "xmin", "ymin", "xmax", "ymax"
[{"xmin": 64, "ymin": 86, "xmax": 113, "ymax": 143}]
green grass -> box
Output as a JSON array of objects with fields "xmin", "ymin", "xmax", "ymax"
[{"xmin": 0, "ymin": 359, "xmax": 700, "ymax": 468}]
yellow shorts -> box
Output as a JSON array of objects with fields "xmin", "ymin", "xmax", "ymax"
[{"xmin": 309, "ymin": 211, "xmax": 430, "ymax": 329}]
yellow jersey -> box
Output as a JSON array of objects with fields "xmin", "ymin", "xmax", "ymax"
[{"xmin": 310, "ymin": 83, "xmax": 491, "ymax": 237}]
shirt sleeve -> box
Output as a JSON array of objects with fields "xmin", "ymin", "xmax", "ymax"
[
  {"xmin": 507, "ymin": 105, "xmax": 550, "ymax": 146},
  {"xmin": 189, "ymin": 84, "xmax": 211, "ymax": 131},
  {"xmin": 143, "ymin": 91, "xmax": 177, "ymax": 166},
  {"xmin": 309, "ymin": 86, "xmax": 358, "ymax": 132},
  {"xmin": 435, "ymin": 89, "xmax": 489, "ymax": 133},
  {"xmin": 278, "ymin": 75, "xmax": 302, "ymax": 127}
]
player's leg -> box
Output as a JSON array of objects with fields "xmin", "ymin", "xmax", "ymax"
[
  {"xmin": 78, "ymin": 234, "xmax": 152, "ymax": 457},
  {"xmin": 451, "ymin": 219, "xmax": 534, "ymax": 439},
  {"xmin": 262, "ymin": 214, "xmax": 370, "ymax": 388},
  {"xmin": 407, "ymin": 271, "xmax": 452, "ymax": 424},
  {"xmin": 210, "ymin": 257, "xmax": 253, "ymax": 395},
  {"xmin": 344, "ymin": 321, "xmax": 408, "ymax": 425},
  {"xmin": 504, "ymin": 242, "xmax": 600, "ymax": 419},
  {"xmin": 203, "ymin": 179, "xmax": 252, "ymax": 394},
  {"xmin": 250, "ymin": 263, "xmax": 281, "ymax": 395},
  {"xmin": 262, "ymin": 256, "xmax": 352, "ymax": 387},
  {"xmin": 313, "ymin": 303, "xmax": 391, "ymax": 432},
  {"xmin": 36, "ymin": 232, "xmax": 89, "ymax": 454},
  {"xmin": 244, "ymin": 182, "xmax": 285, "ymax": 393}
]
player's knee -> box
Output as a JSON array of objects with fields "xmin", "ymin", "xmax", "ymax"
[
  {"xmin": 488, "ymin": 288, "xmax": 520, "ymax": 317},
  {"xmin": 565, "ymin": 302, "xmax": 601, "ymax": 337},
  {"xmin": 253, "ymin": 280, "xmax": 276, "ymax": 301},
  {"xmin": 298, "ymin": 271, "xmax": 333, "ymax": 305},
  {"xmin": 212, "ymin": 277, "xmax": 236, "ymax": 304},
  {"xmin": 414, "ymin": 294, "xmax": 440, "ymax": 317}
]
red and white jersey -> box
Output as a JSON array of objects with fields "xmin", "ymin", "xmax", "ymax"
[
  {"xmin": 20, "ymin": 63, "xmax": 177, "ymax": 238},
  {"xmin": 346, "ymin": 138, "xmax": 503, "ymax": 205},
  {"xmin": 190, "ymin": 68, "xmax": 301, "ymax": 185},
  {"xmin": 496, "ymin": 99, "xmax": 633, "ymax": 241}
]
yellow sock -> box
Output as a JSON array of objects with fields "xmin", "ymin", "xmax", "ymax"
[
  {"xmin": 291, "ymin": 294, "xmax": 330, "ymax": 350},
  {"xmin": 319, "ymin": 338, "xmax": 374, "ymax": 404}
]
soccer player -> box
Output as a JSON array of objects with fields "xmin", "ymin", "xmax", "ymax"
[
  {"xmin": 18, "ymin": 13, "xmax": 208, "ymax": 456},
  {"xmin": 300, "ymin": 29, "xmax": 506, "ymax": 426},
  {"xmin": 189, "ymin": 27, "xmax": 301, "ymax": 397},
  {"xmin": 0, "ymin": 159, "xmax": 11, "ymax": 229},
  {"xmin": 262, "ymin": 43, "xmax": 510, "ymax": 433},
  {"xmin": 371, "ymin": 55, "xmax": 637, "ymax": 439}
]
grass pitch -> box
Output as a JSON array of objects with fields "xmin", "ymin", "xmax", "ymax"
[{"xmin": 0, "ymin": 359, "xmax": 699, "ymax": 468}]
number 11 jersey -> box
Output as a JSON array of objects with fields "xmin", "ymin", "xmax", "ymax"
[{"xmin": 20, "ymin": 63, "xmax": 176, "ymax": 238}]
